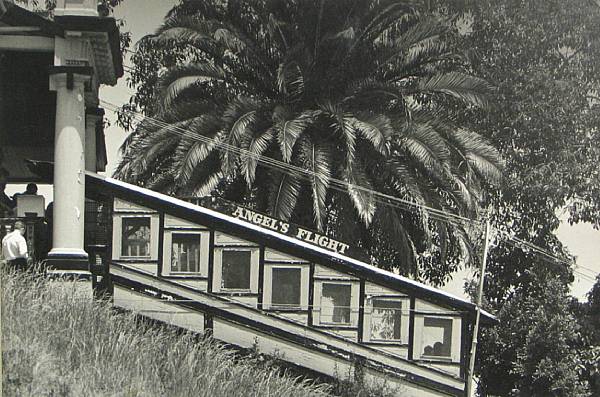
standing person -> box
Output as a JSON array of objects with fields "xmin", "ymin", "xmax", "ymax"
[{"xmin": 2, "ymin": 221, "xmax": 28, "ymax": 271}]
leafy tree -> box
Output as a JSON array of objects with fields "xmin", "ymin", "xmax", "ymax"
[
  {"xmin": 572, "ymin": 275, "xmax": 600, "ymax": 396},
  {"xmin": 434, "ymin": 1, "xmax": 600, "ymax": 395},
  {"xmin": 478, "ymin": 276, "xmax": 590, "ymax": 397},
  {"xmin": 116, "ymin": 0, "xmax": 502, "ymax": 282},
  {"xmin": 448, "ymin": 0, "xmax": 600, "ymax": 304}
]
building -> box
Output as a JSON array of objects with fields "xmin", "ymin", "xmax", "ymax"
[
  {"xmin": 83, "ymin": 172, "xmax": 495, "ymax": 396},
  {"xmin": 1, "ymin": 2, "xmax": 495, "ymax": 396}
]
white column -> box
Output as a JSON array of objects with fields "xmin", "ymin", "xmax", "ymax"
[{"xmin": 48, "ymin": 70, "xmax": 91, "ymax": 267}]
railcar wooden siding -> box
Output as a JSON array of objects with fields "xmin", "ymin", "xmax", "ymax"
[{"xmin": 85, "ymin": 173, "xmax": 496, "ymax": 397}]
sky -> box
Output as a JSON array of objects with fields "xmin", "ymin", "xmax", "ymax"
[{"xmin": 7, "ymin": 0, "xmax": 599, "ymax": 301}]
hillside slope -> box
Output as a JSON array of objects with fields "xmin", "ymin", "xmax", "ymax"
[{"xmin": 1, "ymin": 269, "xmax": 331, "ymax": 397}]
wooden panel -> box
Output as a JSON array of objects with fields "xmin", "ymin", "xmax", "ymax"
[
  {"xmin": 114, "ymin": 286, "xmax": 204, "ymax": 334},
  {"xmin": 114, "ymin": 198, "xmax": 155, "ymax": 213},
  {"xmin": 366, "ymin": 345, "xmax": 409, "ymax": 359},
  {"xmin": 212, "ymin": 318, "xmax": 355, "ymax": 379},
  {"xmin": 110, "ymin": 265, "xmax": 466, "ymax": 393},
  {"xmin": 363, "ymin": 367, "xmax": 451, "ymax": 397},
  {"xmin": 365, "ymin": 282, "xmax": 406, "ymax": 297},
  {"xmin": 326, "ymin": 328, "xmax": 358, "ymax": 342},
  {"xmin": 214, "ymin": 231, "xmax": 256, "ymax": 246},
  {"xmin": 427, "ymin": 362, "xmax": 461, "ymax": 377},
  {"xmin": 168, "ymin": 279, "xmax": 208, "ymax": 292},
  {"xmin": 313, "ymin": 264, "xmax": 359, "ymax": 280},
  {"xmin": 264, "ymin": 248, "xmax": 308, "ymax": 263},
  {"xmin": 415, "ymin": 299, "xmax": 458, "ymax": 314},
  {"xmin": 164, "ymin": 214, "xmax": 208, "ymax": 229},
  {"xmin": 227, "ymin": 295, "xmax": 259, "ymax": 308},
  {"xmin": 272, "ymin": 311, "xmax": 308, "ymax": 325},
  {"xmin": 127, "ymin": 262, "xmax": 157, "ymax": 276}
]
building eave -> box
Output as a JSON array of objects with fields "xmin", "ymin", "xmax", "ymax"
[
  {"xmin": 54, "ymin": 15, "xmax": 123, "ymax": 85},
  {"xmin": 0, "ymin": 2, "xmax": 64, "ymax": 38}
]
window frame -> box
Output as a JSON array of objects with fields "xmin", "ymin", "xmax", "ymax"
[
  {"xmin": 313, "ymin": 280, "xmax": 359, "ymax": 327},
  {"xmin": 121, "ymin": 216, "xmax": 152, "ymax": 258},
  {"xmin": 414, "ymin": 314, "xmax": 461, "ymax": 362},
  {"xmin": 212, "ymin": 246, "xmax": 260, "ymax": 293},
  {"xmin": 263, "ymin": 264, "xmax": 310, "ymax": 310},
  {"xmin": 365, "ymin": 296, "xmax": 409, "ymax": 344},
  {"xmin": 113, "ymin": 214, "xmax": 159, "ymax": 261},
  {"xmin": 163, "ymin": 231, "xmax": 209, "ymax": 276}
]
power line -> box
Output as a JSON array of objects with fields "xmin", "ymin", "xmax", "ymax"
[
  {"xmin": 501, "ymin": 237, "xmax": 597, "ymax": 282},
  {"xmin": 100, "ymin": 99, "xmax": 480, "ymax": 229},
  {"xmin": 97, "ymin": 100, "xmax": 599, "ymax": 280}
]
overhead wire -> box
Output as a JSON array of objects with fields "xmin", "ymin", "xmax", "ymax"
[
  {"xmin": 99, "ymin": 99, "xmax": 479, "ymax": 230},
  {"xmin": 98, "ymin": 100, "xmax": 599, "ymax": 280},
  {"xmin": 501, "ymin": 236, "xmax": 597, "ymax": 282}
]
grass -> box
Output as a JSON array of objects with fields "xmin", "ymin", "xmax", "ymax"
[
  {"xmin": 1, "ymin": 268, "xmax": 332, "ymax": 397},
  {"xmin": 1, "ymin": 267, "xmax": 400, "ymax": 397}
]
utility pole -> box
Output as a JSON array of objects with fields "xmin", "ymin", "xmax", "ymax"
[{"xmin": 466, "ymin": 219, "xmax": 491, "ymax": 396}]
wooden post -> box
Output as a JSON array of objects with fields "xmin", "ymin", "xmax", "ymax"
[{"xmin": 466, "ymin": 219, "xmax": 491, "ymax": 396}]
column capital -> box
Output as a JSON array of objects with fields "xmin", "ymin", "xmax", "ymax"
[{"xmin": 49, "ymin": 65, "xmax": 93, "ymax": 91}]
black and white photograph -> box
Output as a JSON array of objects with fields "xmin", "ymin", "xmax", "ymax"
[{"xmin": 0, "ymin": 0, "xmax": 599, "ymax": 396}]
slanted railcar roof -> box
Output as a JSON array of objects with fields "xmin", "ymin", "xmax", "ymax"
[{"xmin": 86, "ymin": 172, "xmax": 497, "ymax": 324}]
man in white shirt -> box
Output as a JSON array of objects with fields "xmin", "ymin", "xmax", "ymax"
[{"xmin": 2, "ymin": 220, "xmax": 28, "ymax": 271}]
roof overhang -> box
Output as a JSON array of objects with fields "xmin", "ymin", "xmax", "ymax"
[
  {"xmin": 54, "ymin": 15, "xmax": 124, "ymax": 85},
  {"xmin": 0, "ymin": 2, "xmax": 123, "ymax": 85},
  {"xmin": 0, "ymin": 2, "xmax": 64, "ymax": 37}
]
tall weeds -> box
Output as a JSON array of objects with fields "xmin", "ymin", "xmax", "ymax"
[{"xmin": 1, "ymin": 269, "xmax": 330, "ymax": 397}]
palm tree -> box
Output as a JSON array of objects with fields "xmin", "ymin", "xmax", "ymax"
[{"xmin": 117, "ymin": 0, "xmax": 503, "ymax": 283}]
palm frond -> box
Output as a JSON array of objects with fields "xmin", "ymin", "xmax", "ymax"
[
  {"xmin": 388, "ymin": 40, "xmax": 453, "ymax": 82},
  {"xmin": 375, "ymin": 205, "xmax": 418, "ymax": 277},
  {"xmin": 220, "ymin": 97, "xmax": 260, "ymax": 175},
  {"xmin": 344, "ymin": 158, "xmax": 376, "ymax": 226},
  {"xmin": 276, "ymin": 59, "xmax": 305, "ymax": 100},
  {"xmin": 349, "ymin": 114, "xmax": 392, "ymax": 155},
  {"xmin": 276, "ymin": 110, "xmax": 320, "ymax": 162},
  {"xmin": 415, "ymin": 72, "xmax": 494, "ymax": 108},
  {"xmin": 376, "ymin": 17, "xmax": 448, "ymax": 68},
  {"xmin": 385, "ymin": 159, "xmax": 426, "ymax": 204},
  {"xmin": 319, "ymin": 101, "xmax": 356, "ymax": 166},
  {"xmin": 240, "ymin": 128, "xmax": 275, "ymax": 186},
  {"xmin": 269, "ymin": 170, "xmax": 303, "ymax": 221},
  {"xmin": 174, "ymin": 117, "xmax": 223, "ymax": 186},
  {"xmin": 345, "ymin": 78, "xmax": 406, "ymax": 104},
  {"xmin": 154, "ymin": 17, "xmax": 217, "ymax": 54},
  {"xmin": 400, "ymin": 122, "xmax": 451, "ymax": 178},
  {"xmin": 449, "ymin": 128, "xmax": 504, "ymax": 185},
  {"xmin": 157, "ymin": 63, "xmax": 226, "ymax": 110},
  {"xmin": 193, "ymin": 171, "xmax": 223, "ymax": 197},
  {"xmin": 297, "ymin": 137, "xmax": 332, "ymax": 231}
]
